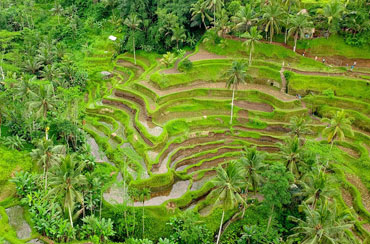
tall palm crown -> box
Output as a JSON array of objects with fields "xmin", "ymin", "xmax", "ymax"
[
  {"xmin": 205, "ymin": 0, "xmax": 224, "ymax": 26},
  {"xmin": 48, "ymin": 155, "xmax": 87, "ymax": 228},
  {"xmin": 288, "ymin": 13, "xmax": 313, "ymax": 52},
  {"xmin": 14, "ymin": 76, "xmax": 36, "ymax": 101},
  {"xmin": 261, "ymin": 2, "xmax": 284, "ymax": 43},
  {"xmin": 124, "ymin": 13, "xmax": 142, "ymax": 65},
  {"xmin": 231, "ymin": 4, "xmax": 257, "ymax": 33},
  {"xmin": 288, "ymin": 201, "xmax": 353, "ymax": 243},
  {"xmin": 223, "ymin": 60, "xmax": 249, "ymax": 124},
  {"xmin": 298, "ymin": 166, "xmax": 335, "ymax": 210},
  {"xmin": 278, "ymin": 136, "xmax": 304, "ymax": 177},
  {"xmin": 238, "ymin": 147, "xmax": 265, "ymax": 194},
  {"xmin": 287, "ymin": 116, "xmax": 312, "ymax": 139},
  {"xmin": 31, "ymin": 139, "xmax": 66, "ymax": 189},
  {"xmin": 323, "ymin": 0, "xmax": 344, "ymax": 25},
  {"xmin": 241, "ymin": 26, "xmax": 263, "ymax": 65},
  {"xmin": 190, "ymin": 0, "xmax": 211, "ymax": 29},
  {"xmin": 211, "ymin": 162, "xmax": 246, "ymax": 244},
  {"xmin": 28, "ymin": 83, "xmax": 58, "ymax": 119},
  {"xmin": 171, "ymin": 27, "xmax": 186, "ymax": 49},
  {"xmin": 321, "ymin": 110, "xmax": 353, "ymax": 147}
]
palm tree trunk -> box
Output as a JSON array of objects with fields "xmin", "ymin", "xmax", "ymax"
[
  {"xmin": 230, "ymin": 88, "xmax": 235, "ymax": 125},
  {"xmin": 293, "ymin": 33, "xmax": 298, "ymax": 52},
  {"xmin": 216, "ymin": 210, "xmax": 225, "ymax": 244},
  {"xmin": 142, "ymin": 201, "xmax": 145, "ymax": 239},
  {"xmin": 266, "ymin": 204, "xmax": 274, "ymax": 233},
  {"xmin": 68, "ymin": 206, "xmax": 74, "ymax": 228},
  {"xmin": 270, "ymin": 24, "xmax": 273, "ymax": 43},
  {"xmin": 284, "ymin": 27, "xmax": 288, "ymax": 44},
  {"xmin": 213, "ymin": 6, "xmax": 216, "ymax": 26},
  {"xmin": 249, "ymin": 48, "xmax": 252, "ymax": 65},
  {"xmin": 133, "ymin": 34, "xmax": 136, "ymax": 65},
  {"xmin": 99, "ymin": 189, "xmax": 103, "ymax": 220}
]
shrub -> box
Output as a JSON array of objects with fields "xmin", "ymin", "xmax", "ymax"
[
  {"xmin": 178, "ymin": 58, "xmax": 193, "ymax": 72},
  {"xmin": 322, "ymin": 88, "xmax": 335, "ymax": 98},
  {"xmin": 80, "ymin": 215, "xmax": 115, "ymax": 243}
]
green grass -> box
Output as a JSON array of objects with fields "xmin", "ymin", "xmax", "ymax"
[
  {"xmin": 0, "ymin": 146, "xmax": 33, "ymax": 201},
  {"xmin": 296, "ymin": 35, "xmax": 370, "ymax": 59}
]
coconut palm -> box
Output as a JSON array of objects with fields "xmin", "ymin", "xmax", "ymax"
[
  {"xmin": 231, "ymin": 4, "xmax": 257, "ymax": 33},
  {"xmin": 171, "ymin": 27, "xmax": 186, "ymax": 49},
  {"xmin": 190, "ymin": 0, "xmax": 212, "ymax": 29},
  {"xmin": 14, "ymin": 76, "xmax": 36, "ymax": 100},
  {"xmin": 323, "ymin": 0, "xmax": 344, "ymax": 36},
  {"xmin": 288, "ymin": 201, "xmax": 353, "ymax": 243},
  {"xmin": 41, "ymin": 64, "xmax": 62, "ymax": 82},
  {"xmin": 28, "ymin": 83, "xmax": 58, "ymax": 119},
  {"xmin": 287, "ymin": 116, "xmax": 312, "ymax": 139},
  {"xmin": 238, "ymin": 146, "xmax": 266, "ymax": 195},
  {"xmin": 48, "ymin": 155, "xmax": 87, "ymax": 228},
  {"xmin": 223, "ymin": 60, "xmax": 250, "ymax": 124},
  {"xmin": 321, "ymin": 110, "xmax": 353, "ymax": 150},
  {"xmin": 124, "ymin": 13, "xmax": 142, "ymax": 65},
  {"xmin": 288, "ymin": 13, "xmax": 313, "ymax": 52},
  {"xmin": 297, "ymin": 166, "xmax": 336, "ymax": 210},
  {"xmin": 50, "ymin": 2, "xmax": 64, "ymax": 24},
  {"xmin": 210, "ymin": 162, "xmax": 246, "ymax": 244},
  {"xmin": 241, "ymin": 26, "xmax": 263, "ymax": 65},
  {"xmin": 205, "ymin": 0, "xmax": 224, "ymax": 26},
  {"xmin": 23, "ymin": 58, "xmax": 42, "ymax": 74},
  {"xmin": 278, "ymin": 136, "xmax": 305, "ymax": 177},
  {"xmin": 137, "ymin": 188, "xmax": 151, "ymax": 239},
  {"xmin": 261, "ymin": 2, "xmax": 284, "ymax": 43},
  {"xmin": 31, "ymin": 139, "xmax": 66, "ymax": 190},
  {"xmin": 214, "ymin": 9, "xmax": 231, "ymax": 38}
]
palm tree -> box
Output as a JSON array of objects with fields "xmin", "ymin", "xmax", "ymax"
[
  {"xmin": 298, "ymin": 166, "xmax": 335, "ymax": 210},
  {"xmin": 171, "ymin": 27, "xmax": 186, "ymax": 49},
  {"xmin": 261, "ymin": 2, "xmax": 284, "ymax": 43},
  {"xmin": 50, "ymin": 2, "xmax": 64, "ymax": 24},
  {"xmin": 138, "ymin": 188, "xmax": 151, "ymax": 239},
  {"xmin": 238, "ymin": 147, "xmax": 265, "ymax": 195},
  {"xmin": 14, "ymin": 76, "xmax": 36, "ymax": 101},
  {"xmin": 0, "ymin": 92, "xmax": 7, "ymax": 137},
  {"xmin": 205, "ymin": 0, "xmax": 224, "ymax": 26},
  {"xmin": 48, "ymin": 155, "xmax": 87, "ymax": 228},
  {"xmin": 191, "ymin": 0, "xmax": 212, "ymax": 29},
  {"xmin": 210, "ymin": 162, "xmax": 246, "ymax": 244},
  {"xmin": 124, "ymin": 13, "xmax": 142, "ymax": 65},
  {"xmin": 223, "ymin": 60, "xmax": 249, "ymax": 125},
  {"xmin": 287, "ymin": 116, "xmax": 312, "ymax": 139},
  {"xmin": 31, "ymin": 139, "xmax": 66, "ymax": 190},
  {"xmin": 241, "ymin": 26, "xmax": 262, "ymax": 65},
  {"xmin": 41, "ymin": 64, "xmax": 62, "ymax": 81},
  {"xmin": 288, "ymin": 14, "xmax": 313, "ymax": 52},
  {"xmin": 288, "ymin": 201, "xmax": 353, "ymax": 243},
  {"xmin": 231, "ymin": 4, "xmax": 257, "ymax": 33},
  {"xmin": 321, "ymin": 110, "xmax": 353, "ymax": 150},
  {"xmin": 28, "ymin": 83, "xmax": 58, "ymax": 119},
  {"xmin": 323, "ymin": 0, "xmax": 344, "ymax": 36},
  {"xmin": 23, "ymin": 58, "xmax": 42, "ymax": 74},
  {"xmin": 278, "ymin": 136, "xmax": 304, "ymax": 177}
]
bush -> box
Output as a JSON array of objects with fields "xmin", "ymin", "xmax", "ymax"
[
  {"xmin": 167, "ymin": 212, "xmax": 213, "ymax": 244},
  {"xmin": 178, "ymin": 58, "xmax": 193, "ymax": 72},
  {"xmin": 322, "ymin": 89, "xmax": 335, "ymax": 98},
  {"xmin": 80, "ymin": 215, "xmax": 115, "ymax": 243}
]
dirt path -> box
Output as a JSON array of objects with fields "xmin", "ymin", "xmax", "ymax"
[
  {"xmin": 5, "ymin": 206, "xmax": 31, "ymax": 239},
  {"xmin": 141, "ymin": 80, "xmax": 297, "ymax": 102},
  {"xmin": 189, "ymin": 48, "xmax": 227, "ymax": 62}
]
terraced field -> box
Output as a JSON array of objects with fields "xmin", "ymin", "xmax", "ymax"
[{"xmin": 84, "ymin": 39, "xmax": 370, "ymax": 241}]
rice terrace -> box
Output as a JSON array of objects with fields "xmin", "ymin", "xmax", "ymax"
[{"xmin": 0, "ymin": 0, "xmax": 370, "ymax": 243}]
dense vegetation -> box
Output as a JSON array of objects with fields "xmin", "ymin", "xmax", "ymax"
[{"xmin": 0, "ymin": 0, "xmax": 369, "ymax": 243}]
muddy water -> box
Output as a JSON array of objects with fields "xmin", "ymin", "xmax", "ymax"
[
  {"xmin": 134, "ymin": 180, "xmax": 190, "ymax": 206},
  {"xmin": 5, "ymin": 206, "xmax": 31, "ymax": 239}
]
